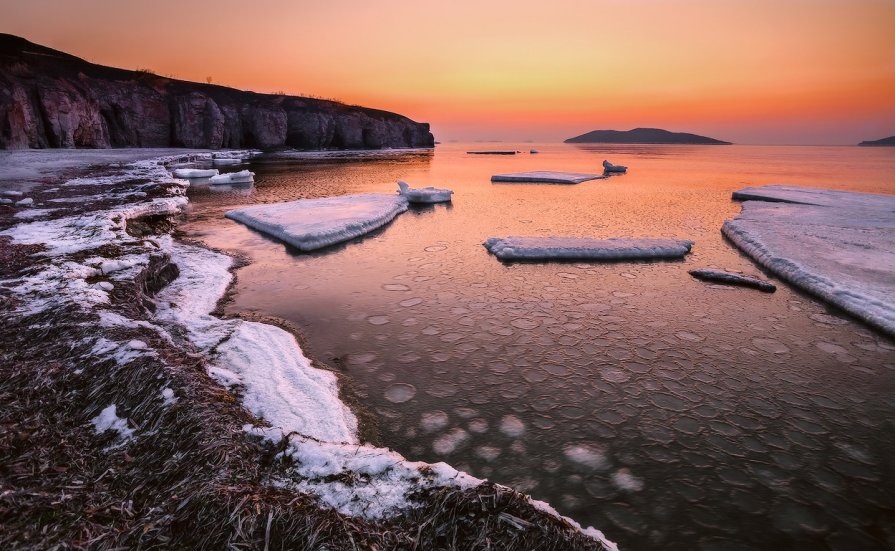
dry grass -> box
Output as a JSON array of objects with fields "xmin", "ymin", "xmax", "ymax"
[{"xmin": 0, "ymin": 168, "xmax": 612, "ymax": 550}]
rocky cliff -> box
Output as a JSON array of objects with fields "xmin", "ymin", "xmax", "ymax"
[
  {"xmin": 0, "ymin": 34, "xmax": 434, "ymax": 150},
  {"xmin": 858, "ymin": 135, "xmax": 895, "ymax": 147}
]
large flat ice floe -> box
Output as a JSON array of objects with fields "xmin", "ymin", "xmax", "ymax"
[
  {"xmin": 491, "ymin": 171, "xmax": 607, "ymax": 184},
  {"xmin": 225, "ymin": 193, "xmax": 409, "ymax": 251},
  {"xmin": 723, "ymin": 185, "xmax": 895, "ymax": 336},
  {"xmin": 484, "ymin": 236, "xmax": 694, "ymax": 261}
]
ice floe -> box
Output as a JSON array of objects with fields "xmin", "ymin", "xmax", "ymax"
[
  {"xmin": 172, "ymin": 168, "xmax": 219, "ymax": 179},
  {"xmin": 397, "ymin": 180, "xmax": 453, "ymax": 203},
  {"xmin": 602, "ymin": 160, "xmax": 627, "ymax": 173},
  {"xmin": 225, "ymin": 193, "xmax": 409, "ymax": 251},
  {"xmin": 491, "ymin": 171, "xmax": 606, "ymax": 184},
  {"xmin": 689, "ymin": 268, "xmax": 776, "ymax": 292},
  {"xmin": 484, "ymin": 236, "xmax": 694, "ymax": 261},
  {"xmin": 723, "ymin": 186, "xmax": 895, "ymax": 336},
  {"xmin": 209, "ymin": 170, "xmax": 254, "ymax": 185}
]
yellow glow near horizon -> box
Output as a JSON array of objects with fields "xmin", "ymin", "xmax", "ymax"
[{"xmin": 3, "ymin": 0, "xmax": 894, "ymax": 144}]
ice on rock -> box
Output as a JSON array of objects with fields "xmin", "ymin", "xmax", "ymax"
[
  {"xmin": 209, "ymin": 170, "xmax": 254, "ymax": 184},
  {"xmin": 723, "ymin": 186, "xmax": 895, "ymax": 337},
  {"xmin": 491, "ymin": 171, "xmax": 606, "ymax": 184},
  {"xmin": 225, "ymin": 193, "xmax": 409, "ymax": 252},
  {"xmin": 602, "ymin": 160, "xmax": 628, "ymax": 173},
  {"xmin": 484, "ymin": 236, "xmax": 694, "ymax": 261},
  {"xmin": 397, "ymin": 180, "xmax": 453, "ymax": 203}
]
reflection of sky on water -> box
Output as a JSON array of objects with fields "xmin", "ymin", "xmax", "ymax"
[{"xmin": 183, "ymin": 143, "xmax": 895, "ymax": 550}]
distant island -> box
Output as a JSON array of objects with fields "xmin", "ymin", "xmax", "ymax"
[
  {"xmin": 565, "ymin": 127, "xmax": 732, "ymax": 145},
  {"xmin": 858, "ymin": 135, "xmax": 895, "ymax": 147}
]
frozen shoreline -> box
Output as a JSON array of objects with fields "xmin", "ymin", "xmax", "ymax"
[{"xmin": 0, "ymin": 149, "xmax": 617, "ymax": 549}]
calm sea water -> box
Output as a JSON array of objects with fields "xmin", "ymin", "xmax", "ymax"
[{"xmin": 183, "ymin": 143, "xmax": 895, "ymax": 550}]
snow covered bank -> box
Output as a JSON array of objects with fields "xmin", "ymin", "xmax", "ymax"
[
  {"xmin": 491, "ymin": 171, "xmax": 607, "ymax": 184},
  {"xmin": 484, "ymin": 236, "xmax": 694, "ymax": 261},
  {"xmin": 0, "ymin": 151, "xmax": 616, "ymax": 549},
  {"xmin": 724, "ymin": 186, "xmax": 895, "ymax": 336},
  {"xmin": 225, "ymin": 193, "xmax": 409, "ymax": 251}
]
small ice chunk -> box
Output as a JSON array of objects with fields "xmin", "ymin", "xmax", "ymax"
[
  {"xmin": 209, "ymin": 170, "xmax": 254, "ymax": 184},
  {"xmin": 126, "ymin": 340, "xmax": 147, "ymax": 350},
  {"xmin": 484, "ymin": 236, "xmax": 694, "ymax": 261},
  {"xmin": 396, "ymin": 180, "xmax": 453, "ymax": 203},
  {"xmin": 0, "ymin": 198, "xmax": 12, "ymax": 205},
  {"xmin": 689, "ymin": 268, "xmax": 776, "ymax": 292},
  {"xmin": 172, "ymin": 168, "xmax": 219, "ymax": 179},
  {"xmin": 563, "ymin": 443, "xmax": 609, "ymax": 471},
  {"xmin": 225, "ymin": 193, "xmax": 409, "ymax": 252},
  {"xmin": 96, "ymin": 281, "xmax": 114, "ymax": 291},
  {"xmin": 433, "ymin": 428, "xmax": 470, "ymax": 454},
  {"xmin": 15, "ymin": 197, "xmax": 34, "ymax": 207},
  {"xmin": 2, "ymin": 190, "xmax": 24, "ymax": 198},
  {"xmin": 384, "ymin": 383, "xmax": 417, "ymax": 404},
  {"xmin": 91, "ymin": 404, "xmax": 135, "ymax": 441},
  {"xmin": 421, "ymin": 411, "xmax": 449, "ymax": 432},
  {"xmin": 602, "ymin": 160, "xmax": 628, "ymax": 173},
  {"xmin": 491, "ymin": 171, "xmax": 606, "ymax": 184},
  {"xmin": 212, "ymin": 157, "xmax": 243, "ymax": 166},
  {"xmin": 499, "ymin": 415, "xmax": 526, "ymax": 437},
  {"xmin": 611, "ymin": 468, "xmax": 644, "ymax": 491}
]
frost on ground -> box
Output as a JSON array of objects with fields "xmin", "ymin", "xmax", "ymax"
[
  {"xmin": 0, "ymin": 151, "xmax": 616, "ymax": 549},
  {"xmin": 91, "ymin": 404, "xmax": 135, "ymax": 442},
  {"xmin": 724, "ymin": 186, "xmax": 895, "ymax": 337},
  {"xmin": 491, "ymin": 171, "xmax": 607, "ymax": 184},
  {"xmin": 484, "ymin": 236, "xmax": 694, "ymax": 261},
  {"xmin": 225, "ymin": 193, "xmax": 409, "ymax": 251}
]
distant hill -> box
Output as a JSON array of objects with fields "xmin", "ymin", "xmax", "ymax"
[
  {"xmin": 565, "ymin": 128, "xmax": 731, "ymax": 145},
  {"xmin": 858, "ymin": 135, "xmax": 895, "ymax": 147}
]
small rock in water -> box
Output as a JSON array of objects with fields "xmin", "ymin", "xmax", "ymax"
[{"xmin": 688, "ymin": 268, "xmax": 776, "ymax": 292}]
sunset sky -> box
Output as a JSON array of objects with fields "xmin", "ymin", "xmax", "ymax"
[{"xmin": 4, "ymin": 0, "xmax": 894, "ymax": 144}]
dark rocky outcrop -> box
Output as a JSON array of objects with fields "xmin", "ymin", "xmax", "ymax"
[
  {"xmin": 0, "ymin": 34, "xmax": 434, "ymax": 150},
  {"xmin": 565, "ymin": 127, "xmax": 731, "ymax": 145},
  {"xmin": 858, "ymin": 135, "xmax": 895, "ymax": 147}
]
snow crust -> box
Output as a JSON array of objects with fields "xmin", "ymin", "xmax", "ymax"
[
  {"xmin": 723, "ymin": 186, "xmax": 895, "ymax": 336},
  {"xmin": 225, "ymin": 193, "xmax": 409, "ymax": 251},
  {"xmin": 484, "ymin": 236, "xmax": 694, "ymax": 261},
  {"xmin": 397, "ymin": 180, "xmax": 453, "ymax": 203},
  {"xmin": 490, "ymin": 171, "xmax": 607, "ymax": 184}
]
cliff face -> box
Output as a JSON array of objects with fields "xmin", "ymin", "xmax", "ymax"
[{"xmin": 0, "ymin": 34, "xmax": 434, "ymax": 150}]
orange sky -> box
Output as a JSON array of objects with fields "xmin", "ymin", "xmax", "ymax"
[{"xmin": 4, "ymin": 0, "xmax": 895, "ymax": 144}]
